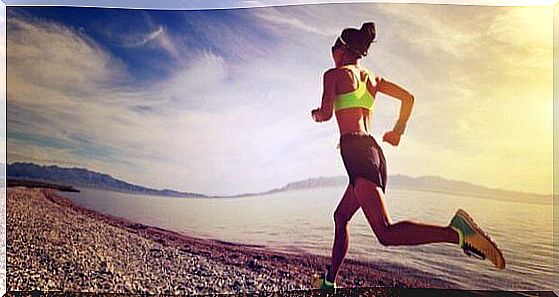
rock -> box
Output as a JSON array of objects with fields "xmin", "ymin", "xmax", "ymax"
[
  {"xmin": 271, "ymin": 255, "xmax": 286, "ymax": 262},
  {"xmin": 149, "ymin": 248, "xmax": 163, "ymax": 258},
  {"xmin": 247, "ymin": 259, "xmax": 263, "ymax": 271},
  {"xmin": 7, "ymin": 187, "xmax": 445, "ymax": 296}
]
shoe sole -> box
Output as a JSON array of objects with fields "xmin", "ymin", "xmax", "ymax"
[{"xmin": 457, "ymin": 208, "xmax": 506, "ymax": 269}]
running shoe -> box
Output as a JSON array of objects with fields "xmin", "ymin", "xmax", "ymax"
[
  {"xmin": 450, "ymin": 209, "xmax": 505, "ymax": 269},
  {"xmin": 312, "ymin": 272, "xmax": 336, "ymax": 291}
]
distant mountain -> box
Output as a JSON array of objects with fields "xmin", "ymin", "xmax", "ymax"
[
  {"xmin": 268, "ymin": 174, "xmax": 551, "ymax": 205},
  {"xmin": 7, "ymin": 162, "xmax": 206, "ymax": 198},
  {"xmin": 7, "ymin": 162, "xmax": 552, "ymax": 204},
  {"xmin": 390, "ymin": 174, "xmax": 551, "ymax": 204},
  {"xmin": 265, "ymin": 176, "xmax": 348, "ymax": 193}
]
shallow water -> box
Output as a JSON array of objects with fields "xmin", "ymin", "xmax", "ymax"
[{"xmin": 63, "ymin": 187, "xmax": 556, "ymax": 290}]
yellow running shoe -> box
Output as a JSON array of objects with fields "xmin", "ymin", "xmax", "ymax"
[{"xmin": 450, "ymin": 209, "xmax": 506, "ymax": 269}]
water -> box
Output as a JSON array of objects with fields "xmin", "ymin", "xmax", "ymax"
[{"xmin": 62, "ymin": 187, "xmax": 556, "ymax": 290}]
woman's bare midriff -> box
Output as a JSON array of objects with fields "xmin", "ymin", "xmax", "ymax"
[{"xmin": 335, "ymin": 108, "xmax": 373, "ymax": 135}]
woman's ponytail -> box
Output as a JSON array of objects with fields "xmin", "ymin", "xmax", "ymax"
[{"xmin": 359, "ymin": 22, "xmax": 376, "ymax": 44}]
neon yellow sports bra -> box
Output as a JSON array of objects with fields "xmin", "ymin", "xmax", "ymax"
[{"xmin": 334, "ymin": 67, "xmax": 375, "ymax": 112}]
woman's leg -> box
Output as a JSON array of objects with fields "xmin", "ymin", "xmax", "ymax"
[
  {"xmin": 327, "ymin": 184, "xmax": 360, "ymax": 283},
  {"xmin": 353, "ymin": 177, "xmax": 459, "ymax": 246}
]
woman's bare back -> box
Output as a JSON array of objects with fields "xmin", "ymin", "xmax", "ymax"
[{"xmin": 334, "ymin": 65, "xmax": 379, "ymax": 135}]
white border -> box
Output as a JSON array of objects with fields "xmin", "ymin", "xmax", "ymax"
[
  {"xmin": 0, "ymin": 0, "xmax": 556, "ymax": 295},
  {"xmin": 0, "ymin": 0, "xmax": 556, "ymax": 9},
  {"xmin": 1, "ymin": 0, "xmax": 6, "ymax": 295}
]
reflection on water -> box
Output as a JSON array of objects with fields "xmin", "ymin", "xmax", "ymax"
[{"xmin": 63, "ymin": 187, "xmax": 555, "ymax": 290}]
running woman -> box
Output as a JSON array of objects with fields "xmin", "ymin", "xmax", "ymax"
[{"xmin": 311, "ymin": 22, "xmax": 505, "ymax": 290}]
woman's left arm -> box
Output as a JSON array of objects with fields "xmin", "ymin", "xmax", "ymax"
[
  {"xmin": 377, "ymin": 77, "xmax": 415, "ymax": 145},
  {"xmin": 312, "ymin": 69, "xmax": 337, "ymax": 122}
]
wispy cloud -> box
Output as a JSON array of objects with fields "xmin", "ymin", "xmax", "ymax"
[
  {"xmin": 6, "ymin": 4, "xmax": 553, "ymax": 195},
  {"xmin": 119, "ymin": 24, "xmax": 182, "ymax": 59},
  {"xmin": 8, "ymin": 17, "xmax": 127, "ymax": 87},
  {"xmin": 369, "ymin": 4, "xmax": 553, "ymax": 194},
  {"xmin": 253, "ymin": 6, "xmax": 336, "ymax": 37},
  {"xmin": 6, "ymin": 11, "xmax": 332, "ymax": 195}
]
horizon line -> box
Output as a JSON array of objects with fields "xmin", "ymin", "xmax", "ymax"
[{"xmin": 5, "ymin": 161, "xmax": 552, "ymax": 198}]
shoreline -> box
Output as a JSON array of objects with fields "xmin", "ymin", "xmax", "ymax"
[{"xmin": 7, "ymin": 186, "xmax": 454, "ymax": 294}]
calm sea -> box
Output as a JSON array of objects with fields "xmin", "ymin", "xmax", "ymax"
[{"xmin": 62, "ymin": 187, "xmax": 556, "ymax": 290}]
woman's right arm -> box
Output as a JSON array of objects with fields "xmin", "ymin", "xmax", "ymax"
[
  {"xmin": 378, "ymin": 78, "xmax": 414, "ymax": 132},
  {"xmin": 312, "ymin": 69, "xmax": 337, "ymax": 122},
  {"xmin": 377, "ymin": 78, "xmax": 415, "ymax": 146}
]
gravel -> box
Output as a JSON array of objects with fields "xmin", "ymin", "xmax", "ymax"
[{"xmin": 6, "ymin": 187, "xmax": 451, "ymax": 295}]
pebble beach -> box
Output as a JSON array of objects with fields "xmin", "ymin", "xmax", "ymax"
[{"xmin": 6, "ymin": 186, "xmax": 453, "ymax": 295}]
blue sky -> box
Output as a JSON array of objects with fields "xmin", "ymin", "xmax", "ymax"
[{"xmin": 6, "ymin": 3, "xmax": 553, "ymax": 195}]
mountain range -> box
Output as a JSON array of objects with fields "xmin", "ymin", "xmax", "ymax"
[
  {"xmin": 7, "ymin": 162, "xmax": 206, "ymax": 198},
  {"xmin": 6, "ymin": 162, "xmax": 551, "ymax": 204}
]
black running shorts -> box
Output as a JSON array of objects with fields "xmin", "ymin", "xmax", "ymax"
[{"xmin": 339, "ymin": 132, "xmax": 388, "ymax": 193}]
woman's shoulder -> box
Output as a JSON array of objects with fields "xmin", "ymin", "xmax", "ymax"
[
  {"xmin": 325, "ymin": 66, "xmax": 374, "ymax": 82},
  {"xmin": 328, "ymin": 66, "xmax": 364, "ymax": 76},
  {"xmin": 325, "ymin": 66, "xmax": 348, "ymax": 74},
  {"xmin": 341, "ymin": 65, "xmax": 374, "ymax": 78},
  {"xmin": 348, "ymin": 66, "xmax": 375, "ymax": 82},
  {"xmin": 323, "ymin": 67, "xmax": 352, "ymax": 81}
]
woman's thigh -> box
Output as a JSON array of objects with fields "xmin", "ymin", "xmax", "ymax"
[
  {"xmin": 353, "ymin": 177, "xmax": 393, "ymax": 232},
  {"xmin": 333, "ymin": 184, "xmax": 360, "ymax": 224}
]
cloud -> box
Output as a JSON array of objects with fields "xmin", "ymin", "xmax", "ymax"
[
  {"xmin": 8, "ymin": 17, "xmax": 128, "ymax": 90},
  {"xmin": 369, "ymin": 5, "xmax": 553, "ymax": 193},
  {"xmin": 253, "ymin": 6, "xmax": 336, "ymax": 37},
  {"xmin": 6, "ymin": 5, "xmax": 553, "ymax": 195},
  {"xmin": 120, "ymin": 25, "xmax": 182, "ymax": 60},
  {"xmin": 6, "ymin": 12, "xmax": 335, "ymax": 195}
]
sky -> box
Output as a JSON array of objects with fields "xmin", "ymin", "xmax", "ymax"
[{"xmin": 4, "ymin": 2, "xmax": 554, "ymax": 196}]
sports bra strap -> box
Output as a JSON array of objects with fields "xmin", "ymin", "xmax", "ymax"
[
  {"xmin": 334, "ymin": 66, "xmax": 375, "ymax": 113},
  {"xmin": 353, "ymin": 70, "xmax": 360, "ymax": 89},
  {"xmin": 345, "ymin": 67, "xmax": 370, "ymax": 134}
]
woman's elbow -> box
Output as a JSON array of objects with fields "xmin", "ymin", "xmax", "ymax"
[{"xmin": 407, "ymin": 94, "xmax": 415, "ymax": 105}]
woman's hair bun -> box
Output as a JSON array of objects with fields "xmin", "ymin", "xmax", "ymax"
[
  {"xmin": 337, "ymin": 22, "xmax": 377, "ymax": 58},
  {"xmin": 360, "ymin": 22, "xmax": 376, "ymax": 42}
]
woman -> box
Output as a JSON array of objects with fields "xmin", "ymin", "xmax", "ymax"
[{"xmin": 311, "ymin": 22, "xmax": 505, "ymax": 289}]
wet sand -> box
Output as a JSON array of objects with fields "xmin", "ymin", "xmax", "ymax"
[{"xmin": 7, "ymin": 186, "xmax": 453, "ymax": 295}]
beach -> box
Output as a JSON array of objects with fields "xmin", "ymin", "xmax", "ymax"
[{"xmin": 6, "ymin": 186, "xmax": 453, "ymax": 295}]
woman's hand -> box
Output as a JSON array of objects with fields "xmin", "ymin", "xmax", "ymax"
[
  {"xmin": 311, "ymin": 108, "xmax": 323, "ymax": 122},
  {"xmin": 382, "ymin": 130, "xmax": 401, "ymax": 146}
]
